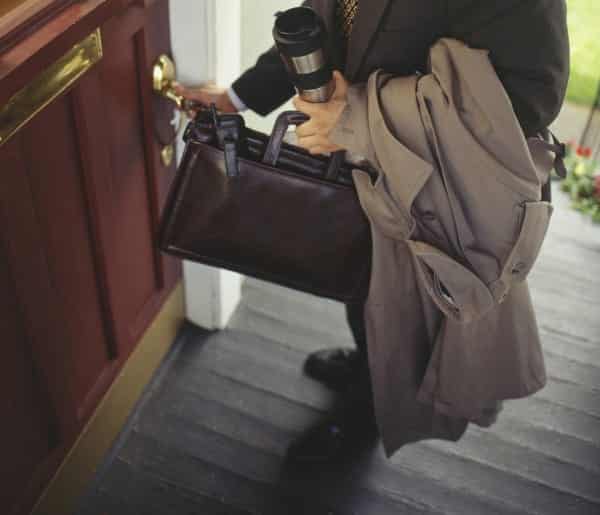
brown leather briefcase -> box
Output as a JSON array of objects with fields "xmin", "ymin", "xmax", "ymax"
[{"xmin": 157, "ymin": 106, "xmax": 373, "ymax": 302}]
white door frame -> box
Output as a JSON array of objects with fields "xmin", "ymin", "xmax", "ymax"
[{"xmin": 169, "ymin": 0, "xmax": 243, "ymax": 329}]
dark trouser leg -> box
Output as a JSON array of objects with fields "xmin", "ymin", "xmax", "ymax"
[
  {"xmin": 286, "ymin": 296, "xmax": 377, "ymax": 462},
  {"xmin": 345, "ymin": 292, "xmax": 375, "ymax": 402},
  {"xmin": 345, "ymin": 296, "xmax": 368, "ymax": 358}
]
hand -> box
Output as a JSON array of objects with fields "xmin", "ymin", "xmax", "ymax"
[
  {"xmin": 292, "ymin": 70, "xmax": 349, "ymax": 155},
  {"xmin": 172, "ymin": 82, "xmax": 238, "ymax": 115}
]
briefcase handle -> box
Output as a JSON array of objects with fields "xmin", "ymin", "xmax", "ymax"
[{"xmin": 263, "ymin": 110, "xmax": 344, "ymax": 181}]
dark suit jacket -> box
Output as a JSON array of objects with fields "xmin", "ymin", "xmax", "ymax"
[{"xmin": 232, "ymin": 0, "xmax": 569, "ymax": 138}]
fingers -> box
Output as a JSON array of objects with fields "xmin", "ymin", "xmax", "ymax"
[
  {"xmin": 172, "ymin": 82, "xmax": 193, "ymax": 97},
  {"xmin": 297, "ymin": 134, "xmax": 341, "ymax": 155},
  {"xmin": 331, "ymin": 70, "xmax": 349, "ymax": 100},
  {"xmin": 332, "ymin": 70, "xmax": 346, "ymax": 83},
  {"xmin": 297, "ymin": 134, "xmax": 325, "ymax": 149},
  {"xmin": 172, "ymin": 82, "xmax": 223, "ymax": 103},
  {"xmin": 173, "ymin": 85, "xmax": 208, "ymax": 105},
  {"xmin": 292, "ymin": 96, "xmax": 319, "ymax": 115},
  {"xmin": 292, "ymin": 72, "xmax": 348, "ymax": 110},
  {"xmin": 295, "ymin": 119, "xmax": 319, "ymax": 138},
  {"xmin": 171, "ymin": 83, "xmax": 238, "ymax": 113},
  {"xmin": 306, "ymin": 144, "xmax": 342, "ymax": 155},
  {"xmin": 291, "ymin": 85, "xmax": 348, "ymax": 154}
]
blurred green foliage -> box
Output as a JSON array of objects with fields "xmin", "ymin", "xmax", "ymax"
[{"xmin": 566, "ymin": 0, "xmax": 600, "ymax": 106}]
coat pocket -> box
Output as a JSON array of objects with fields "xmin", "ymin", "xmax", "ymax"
[
  {"xmin": 488, "ymin": 200, "xmax": 554, "ymax": 303},
  {"xmin": 406, "ymin": 240, "xmax": 495, "ymax": 324}
]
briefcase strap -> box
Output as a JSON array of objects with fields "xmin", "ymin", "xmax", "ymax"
[
  {"xmin": 263, "ymin": 111, "xmax": 345, "ymax": 182},
  {"xmin": 326, "ymin": 150, "xmax": 346, "ymax": 181},
  {"xmin": 263, "ymin": 111, "xmax": 309, "ymax": 166},
  {"xmin": 536, "ymin": 127, "xmax": 567, "ymax": 179},
  {"xmin": 210, "ymin": 103, "xmax": 244, "ymax": 178}
]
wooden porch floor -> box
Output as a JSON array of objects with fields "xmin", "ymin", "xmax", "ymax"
[{"xmin": 76, "ymin": 181, "xmax": 600, "ymax": 515}]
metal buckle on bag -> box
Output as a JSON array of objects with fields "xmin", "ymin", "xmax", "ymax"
[
  {"xmin": 183, "ymin": 109, "xmax": 218, "ymax": 144},
  {"xmin": 538, "ymin": 127, "xmax": 567, "ymax": 179},
  {"xmin": 183, "ymin": 120, "xmax": 199, "ymax": 143}
]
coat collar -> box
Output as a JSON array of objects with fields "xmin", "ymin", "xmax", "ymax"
[{"xmin": 314, "ymin": 0, "xmax": 392, "ymax": 81}]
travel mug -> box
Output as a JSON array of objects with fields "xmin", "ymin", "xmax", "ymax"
[{"xmin": 273, "ymin": 6, "xmax": 335, "ymax": 103}]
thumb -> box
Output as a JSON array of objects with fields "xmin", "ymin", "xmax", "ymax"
[
  {"xmin": 172, "ymin": 82, "xmax": 208, "ymax": 102},
  {"xmin": 331, "ymin": 70, "xmax": 348, "ymax": 99}
]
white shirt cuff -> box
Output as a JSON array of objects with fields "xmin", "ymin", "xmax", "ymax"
[{"xmin": 227, "ymin": 86, "xmax": 248, "ymax": 112}]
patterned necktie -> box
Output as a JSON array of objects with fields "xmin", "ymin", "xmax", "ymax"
[
  {"xmin": 336, "ymin": 0, "xmax": 359, "ymax": 41},
  {"xmin": 335, "ymin": 0, "xmax": 358, "ymax": 71}
]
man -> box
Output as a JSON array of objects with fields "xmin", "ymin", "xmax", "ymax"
[{"xmin": 175, "ymin": 0, "xmax": 569, "ymax": 462}]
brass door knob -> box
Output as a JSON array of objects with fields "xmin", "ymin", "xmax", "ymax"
[
  {"xmin": 152, "ymin": 54, "xmax": 188, "ymax": 166},
  {"xmin": 152, "ymin": 54, "xmax": 202, "ymax": 111},
  {"xmin": 152, "ymin": 54, "xmax": 184, "ymax": 109}
]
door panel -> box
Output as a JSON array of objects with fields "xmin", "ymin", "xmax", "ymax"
[
  {"xmin": 21, "ymin": 94, "xmax": 114, "ymax": 419},
  {"xmin": 84, "ymin": 0, "xmax": 180, "ymax": 353},
  {"xmin": 0, "ymin": 237, "xmax": 57, "ymax": 512},
  {"xmin": 0, "ymin": 133, "xmax": 78, "ymax": 439},
  {"xmin": 0, "ymin": 1, "xmax": 182, "ymax": 513},
  {"xmin": 98, "ymin": 30, "xmax": 159, "ymax": 347}
]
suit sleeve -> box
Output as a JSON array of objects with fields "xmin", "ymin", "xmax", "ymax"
[
  {"xmin": 231, "ymin": 1, "xmax": 311, "ymax": 116},
  {"xmin": 447, "ymin": 0, "xmax": 570, "ymax": 137}
]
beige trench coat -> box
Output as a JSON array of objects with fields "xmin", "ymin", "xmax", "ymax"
[{"xmin": 329, "ymin": 38, "xmax": 560, "ymax": 456}]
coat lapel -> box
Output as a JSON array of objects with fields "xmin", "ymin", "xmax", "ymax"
[
  {"xmin": 345, "ymin": 0, "xmax": 391, "ymax": 80},
  {"xmin": 312, "ymin": 0, "xmax": 344, "ymax": 72},
  {"xmin": 312, "ymin": 0, "xmax": 336, "ymax": 31},
  {"xmin": 313, "ymin": 0, "xmax": 391, "ymax": 79}
]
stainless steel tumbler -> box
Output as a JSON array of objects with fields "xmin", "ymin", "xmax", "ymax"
[{"xmin": 273, "ymin": 6, "xmax": 335, "ymax": 103}]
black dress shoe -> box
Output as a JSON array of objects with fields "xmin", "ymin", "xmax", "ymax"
[
  {"xmin": 303, "ymin": 347, "xmax": 365, "ymax": 391},
  {"xmin": 285, "ymin": 391, "xmax": 378, "ymax": 464}
]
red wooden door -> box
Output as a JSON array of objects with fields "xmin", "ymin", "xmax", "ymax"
[{"xmin": 0, "ymin": 1, "xmax": 181, "ymax": 513}]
